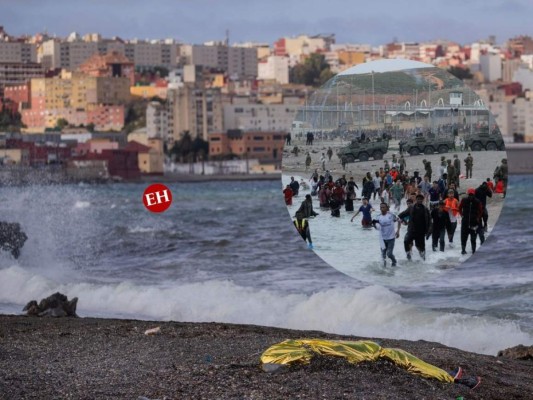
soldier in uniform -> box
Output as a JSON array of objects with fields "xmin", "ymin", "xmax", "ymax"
[{"xmin": 464, "ymin": 153, "xmax": 473, "ymax": 179}]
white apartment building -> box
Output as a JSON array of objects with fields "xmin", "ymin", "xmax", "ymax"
[
  {"xmin": 513, "ymin": 65, "xmax": 533, "ymax": 91},
  {"xmin": 257, "ymin": 55, "xmax": 289, "ymax": 84},
  {"xmin": 0, "ymin": 41, "xmax": 37, "ymax": 63},
  {"xmin": 223, "ymin": 103, "xmax": 300, "ymax": 132},
  {"xmin": 180, "ymin": 44, "xmax": 257, "ymax": 79},
  {"xmin": 146, "ymin": 101, "xmax": 172, "ymax": 141},
  {"xmin": 479, "ymin": 53, "xmax": 502, "ymax": 82}
]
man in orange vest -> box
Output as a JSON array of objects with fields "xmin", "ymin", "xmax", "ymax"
[{"xmin": 442, "ymin": 189, "xmax": 460, "ymax": 248}]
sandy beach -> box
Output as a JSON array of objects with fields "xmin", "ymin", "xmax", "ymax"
[{"xmin": 0, "ymin": 315, "xmax": 531, "ymax": 399}]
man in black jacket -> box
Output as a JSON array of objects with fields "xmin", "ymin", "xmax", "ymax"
[
  {"xmin": 459, "ymin": 188, "xmax": 483, "ymax": 255},
  {"xmin": 296, "ymin": 194, "xmax": 319, "ymax": 219},
  {"xmin": 475, "ymin": 182, "xmax": 493, "ymax": 242},
  {"xmin": 397, "ymin": 194, "xmax": 432, "ymax": 261}
]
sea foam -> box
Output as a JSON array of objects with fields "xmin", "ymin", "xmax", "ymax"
[{"xmin": 0, "ymin": 265, "xmax": 530, "ymax": 356}]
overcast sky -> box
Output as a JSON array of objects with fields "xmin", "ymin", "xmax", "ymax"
[{"xmin": 1, "ymin": 0, "xmax": 531, "ymax": 46}]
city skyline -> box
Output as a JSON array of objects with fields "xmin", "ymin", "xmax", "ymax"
[{"xmin": 1, "ymin": 0, "xmax": 532, "ymax": 46}]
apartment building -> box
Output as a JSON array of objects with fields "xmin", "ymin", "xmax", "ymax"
[
  {"xmin": 257, "ymin": 55, "xmax": 289, "ymax": 84},
  {"xmin": 124, "ymin": 40, "xmax": 178, "ymax": 68},
  {"xmin": 0, "ymin": 41, "xmax": 37, "ymax": 63},
  {"xmin": 78, "ymin": 51, "xmax": 135, "ymax": 85},
  {"xmin": 208, "ymin": 129, "xmax": 285, "ymax": 166},
  {"xmin": 180, "ymin": 44, "xmax": 257, "ymax": 79},
  {"xmin": 146, "ymin": 100, "xmax": 172, "ymax": 141},
  {"xmin": 488, "ymin": 101, "xmax": 513, "ymax": 138},
  {"xmin": 39, "ymin": 38, "xmax": 178, "ymax": 70},
  {"xmin": 273, "ymin": 34, "xmax": 335, "ymax": 57},
  {"xmin": 22, "ymin": 72, "xmax": 129, "ymax": 131},
  {"xmin": 234, "ymin": 42, "xmax": 271, "ymax": 60},
  {"xmin": 480, "ymin": 53, "xmax": 502, "ymax": 82},
  {"xmin": 513, "ymin": 66, "xmax": 533, "ymax": 91},
  {"xmin": 512, "ymin": 97, "xmax": 533, "ymax": 139},
  {"xmin": 324, "ymin": 50, "xmax": 365, "ymax": 73},
  {"xmin": 167, "ymin": 84, "xmax": 224, "ymax": 142},
  {"xmin": 223, "ymin": 103, "xmax": 299, "ymax": 132},
  {"xmin": 502, "ymin": 58, "xmax": 522, "ymax": 83},
  {"xmin": 508, "ymin": 35, "xmax": 533, "ymax": 57},
  {"xmin": 3, "ymin": 83, "xmax": 30, "ymax": 107},
  {"xmin": 0, "ymin": 62, "xmax": 43, "ymax": 94}
]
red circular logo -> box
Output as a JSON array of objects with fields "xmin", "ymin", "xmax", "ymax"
[{"xmin": 143, "ymin": 183, "xmax": 173, "ymax": 213}]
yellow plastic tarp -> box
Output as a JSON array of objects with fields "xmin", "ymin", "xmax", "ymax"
[{"xmin": 260, "ymin": 339, "xmax": 454, "ymax": 383}]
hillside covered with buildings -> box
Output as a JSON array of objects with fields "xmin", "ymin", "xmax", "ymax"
[{"xmin": 1, "ymin": 24, "xmax": 532, "ymax": 180}]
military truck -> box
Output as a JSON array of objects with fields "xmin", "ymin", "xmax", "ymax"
[
  {"xmin": 401, "ymin": 134, "xmax": 455, "ymax": 156},
  {"xmin": 337, "ymin": 139, "xmax": 389, "ymax": 163},
  {"xmin": 464, "ymin": 127, "xmax": 505, "ymax": 151}
]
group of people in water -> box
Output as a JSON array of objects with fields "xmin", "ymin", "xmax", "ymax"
[{"xmin": 284, "ymin": 152, "xmax": 508, "ymax": 266}]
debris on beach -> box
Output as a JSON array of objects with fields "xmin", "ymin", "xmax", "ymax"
[{"xmin": 144, "ymin": 326, "xmax": 161, "ymax": 336}]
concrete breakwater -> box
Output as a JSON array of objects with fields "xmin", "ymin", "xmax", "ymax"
[{"xmin": 505, "ymin": 143, "xmax": 533, "ymax": 175}]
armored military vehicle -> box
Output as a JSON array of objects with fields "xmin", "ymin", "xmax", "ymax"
[
  {"xmin": 401, "ymin": 134, "xmax": 455, "ymax": 156},
  {"xmin": 337, "ymin": 139, "xmax": 389, "ymax": 163},
  {"xmin": 464, "ymin": 127, "xmax": 505, "ymax": 151}
]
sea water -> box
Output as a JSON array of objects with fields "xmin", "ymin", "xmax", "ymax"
[{"xmin": 0, "ymin": 177, "xmax": 532, "ymax": 356}]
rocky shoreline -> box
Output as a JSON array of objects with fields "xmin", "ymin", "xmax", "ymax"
[{"xmin": 0, "ymin": 315, "xmax": 531, "ymax": 399}]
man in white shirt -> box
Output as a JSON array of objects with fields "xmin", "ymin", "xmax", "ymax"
[{"xmin": 372, "ymin": 203, "xmax": 400, "ymax": 267}]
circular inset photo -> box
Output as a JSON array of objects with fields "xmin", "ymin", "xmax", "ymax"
[{"xmin": 282, "ymin": 59, "xmax": 507, "ymax": 286}]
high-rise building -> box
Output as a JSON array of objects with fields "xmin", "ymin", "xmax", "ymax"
[
  {"xmin": 167, "ymin": 84, "xmax": 224, "ymax": 142},
  {"xmin": 146, "ymin": 101, "xmax": 172, "ymax": 141}
]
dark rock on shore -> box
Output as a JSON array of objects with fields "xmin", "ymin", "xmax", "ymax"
[
  {"xmin": 23, "ymin": 292, "xmax": 78, "ymax": 317},
  {"xmin": 498, "ymin": 344, "xmax": 533, "ymax": 361},
  {"xmin": 0, "ymin": 221, "xmax": 27, "ymax": 259},
  {"xmin": 0, "ymin": 315, "xmax": 531, "ymax": 399}
]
